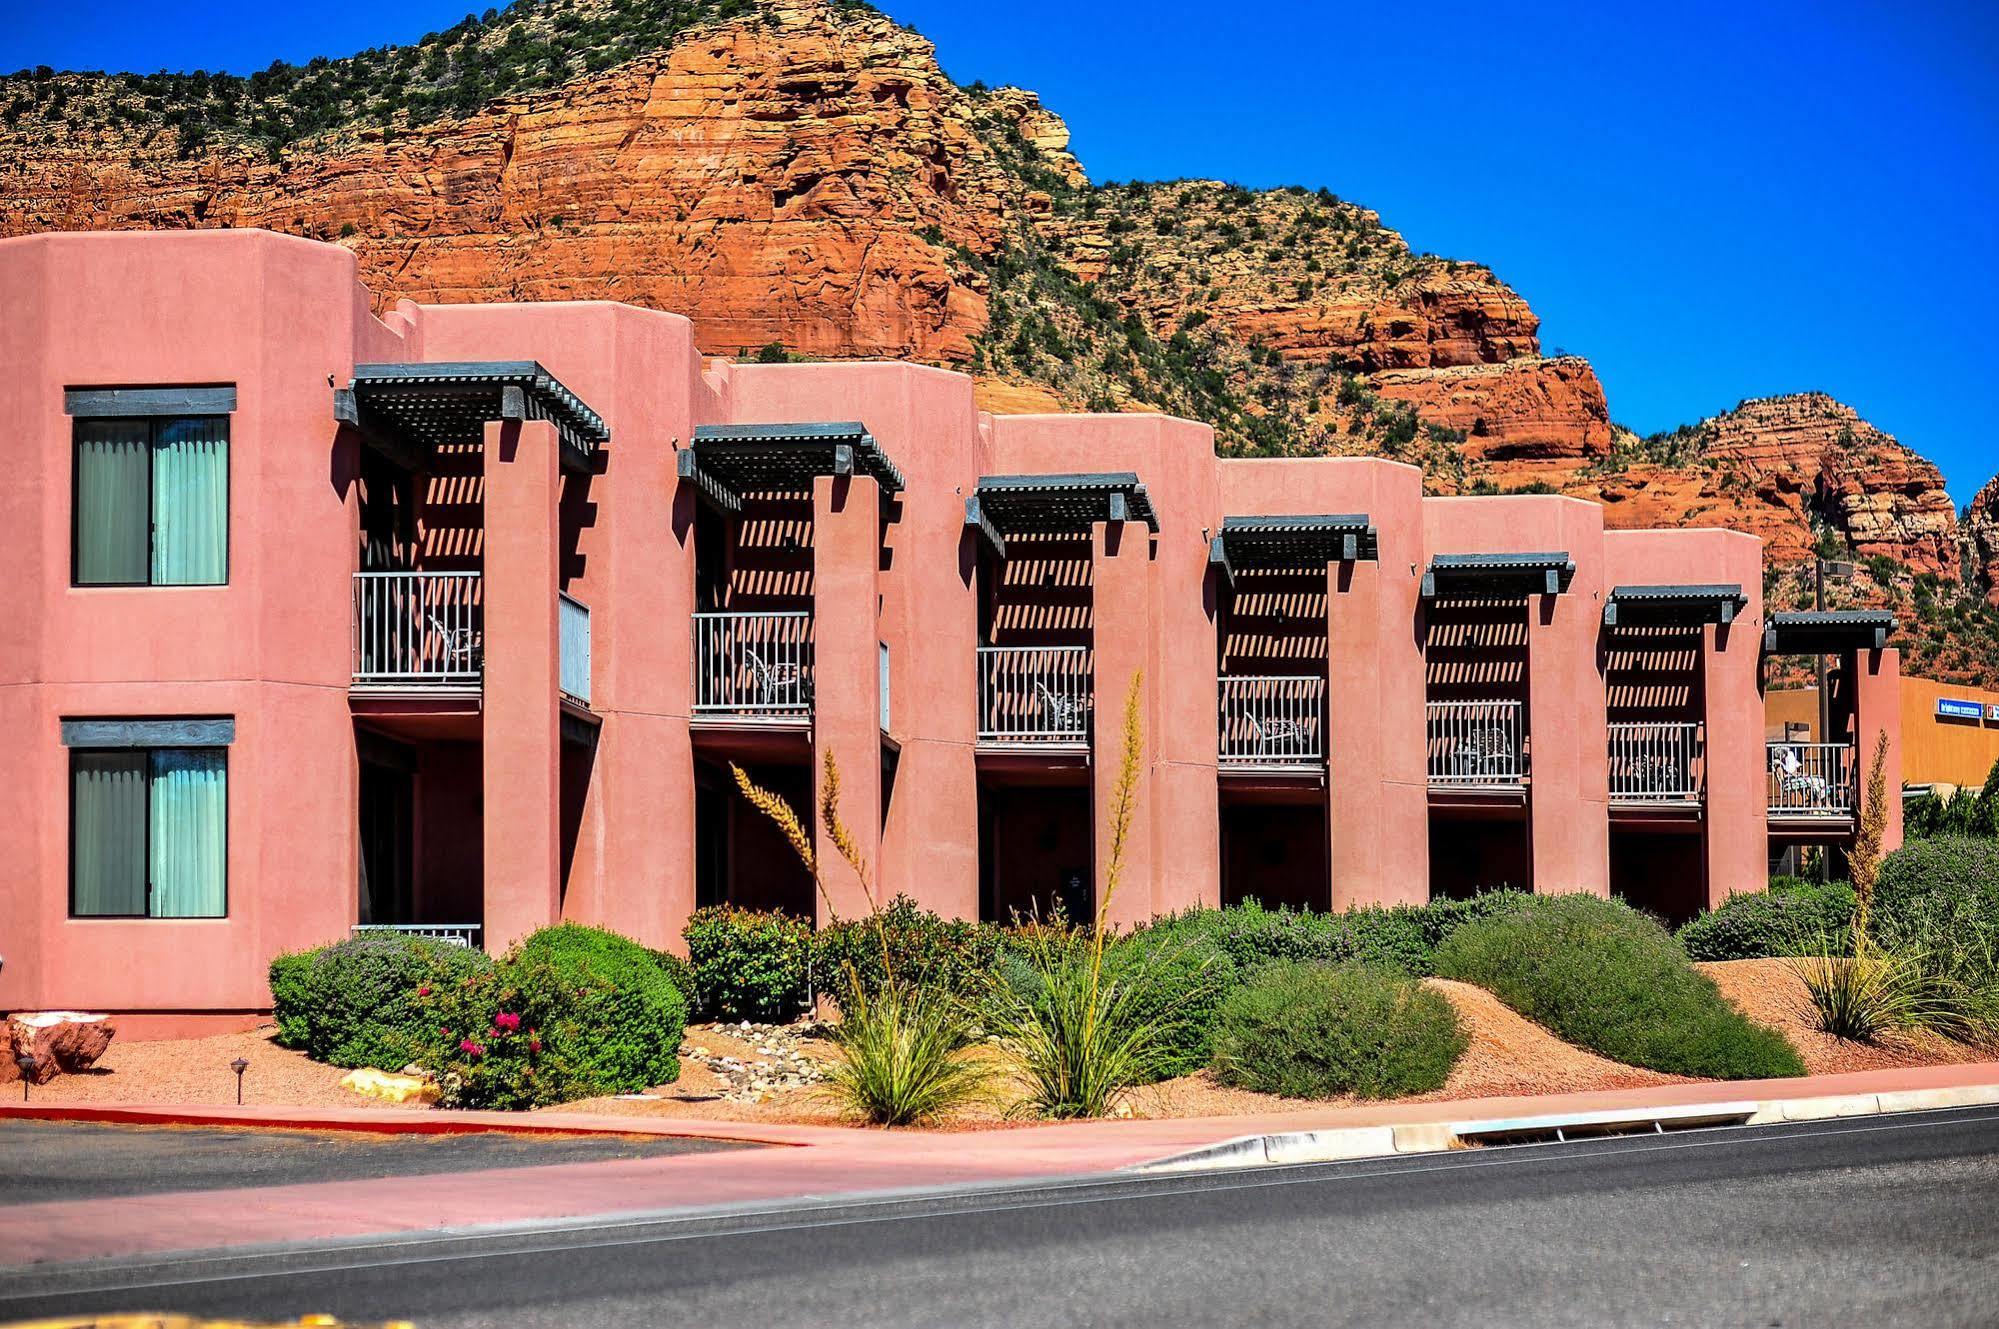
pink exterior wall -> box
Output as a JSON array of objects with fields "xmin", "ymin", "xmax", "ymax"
[{"xmin": 0, "ymin": 231, "xmax": 1792, "ymax": 1026}]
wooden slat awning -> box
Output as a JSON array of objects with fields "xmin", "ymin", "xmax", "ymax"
[
  {"xmin": 1422, "ymin": 552, "xmax": 1575, "ymax": 600},
  {"xmin": 1764, "ymin": 609, "xmax": 1896, "ymax": 654},
  {"xmin": 1603, "ymin": 584, "xmax": 1746, "ymax": 627},
  {"xmin": 1209, "ymin": 515, "xmax": 1377, "ymax": 591},
  {"xmin": 965, "ymin": 472, "xmax": 1159, "ymax": 558},
  {"xmin": 336, "ymin": 362, "xmax": 608, "ymax": 473},
  {"xmin": 679, "ymin": 422, "xmax": 904, "ymax": 513}
]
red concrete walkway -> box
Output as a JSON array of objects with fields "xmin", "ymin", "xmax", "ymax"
[{"xmin": 6, "ymin": 1060, "xmax": 1997, "ymax": 1269}]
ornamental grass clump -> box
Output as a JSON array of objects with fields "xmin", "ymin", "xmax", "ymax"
[
  {"xmin": 733, "ymin": 750, "xmax": 993, "ymax": 1126},
  {"xmin": 1211, "ymin": 962, "xmax": 1466, "ymax": 1100},
  {"xmin": 1435, "ymin": 893, "xmax": 1803, "ymax": 1080}
]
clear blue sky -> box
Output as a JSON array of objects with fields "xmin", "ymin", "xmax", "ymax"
[{"xmin": 7, "ymin": 0, "xmax": 1996, "ymax": 500}]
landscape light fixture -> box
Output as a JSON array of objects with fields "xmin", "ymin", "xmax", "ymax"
[
  {"xmin": 14, "ymin": 1053, "xmax": 34, "ymax": 1102},
  {"xmin": 231, "ymin": 1057, "xmax": 250, "ymax": 1105}
]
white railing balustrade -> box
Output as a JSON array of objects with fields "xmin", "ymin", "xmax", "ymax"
[
  {"xmin": 352, "ymin": 571, "xmax": 483, "ymax": 685},
  {"xmin": 351, "ymin": 923, "xmax": 483, "ymax": 950},
  {"xmin": 978, "ymin": 646, "xmax": 1092, "ymax": 743},
  {"xmin": 692, "ymin": 611, "xmax": 813, "ymax": 717},
  {"xmin": 1427, "ymin": 700, "xmax": 1526, "ymax": 785},
  {"xmin": 560, "ymin": 592, "xmax": 591, "ymax": 705},
  {"xmin": 1609, "ymin": 722, "xmax": 1703, "ymax": 801},
  {"xmin": 1219, "ymin": 675, "xmax": 1325, "ymax": 766},
  {"xmin": 1767, "ymin": 741, "xmax": 1855, "ymax": 816}
]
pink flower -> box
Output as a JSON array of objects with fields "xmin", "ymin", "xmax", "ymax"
[
  {"xmin": 527, "ymin": 1038, "xmax": 542, "ymax": 1054},
  {"xmin": 459, "ymin": 1039, "xmax": 485, "ymax": 1058},
  {"xmin": 493, "ymin": 1011, "xmax": 521, "ymax": 1033},
  {"xmin": 417, "ymin": 985, "xmax": 431, "ymax": 997}
]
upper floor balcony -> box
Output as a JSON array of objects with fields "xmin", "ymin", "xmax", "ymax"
[
  {"xmin": 1218, "ymin": 675, "xmax": 1325, "ymax": 771},
  {"xmin": 692, "ymin": 610, "xmax": 814, "ymax": 725},
  {"xmin": 1427, "ymin": 699, "xmax": 1526, "ymax": 788},
  {"xmin": 978, "ymin": 646, "xmax": 1091, "ymax": 748},
  {"xmin": 1609, "ymin": 721, "xmax": 1703, "ymax": 803},
  {"xmin": 351, "ymin": 569, "xmax": 590, "ymax": 707},
  {"xmin": 1767, "ymin": 741, "xmax": 1855, "ymax": 819}
]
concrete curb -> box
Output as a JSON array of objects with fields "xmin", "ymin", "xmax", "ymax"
[{"xmin": 1131, "ymin": 1082, "xmax": 1999, "ymax": 1173}]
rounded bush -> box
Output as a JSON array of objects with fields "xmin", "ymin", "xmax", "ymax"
[
  {"xmin": 682, "ymin": 906, "xmax": 815, "ymax": 1022},
  {"xmin": 816, "ymin": 896, "xmax": 1007, "ymax": 1010},
  {"xmin": 268, "ymin": 934, "xmax": 492, "ymax": 1070},
  {"xmin": 1874, "ymin": 838, "xmax": 1999, "ymax": 947},
  {"xmin": 419, "ymin": 924, "xmax": 687, "ymax": 1109},
  {"xmin": 1104, "ymin": 929, "xmax": 1237, "ymax": 1079},
  {"xmin": 1211, "ymin": 962, "xmax": 1466, "ymax": 1100},
  {"xmin": 1678, "ymin": 879, "xmax": 1857, "ymax": 960},
  {"xmin": 1436, "ymin": 893, "xmax": 1804, "ymax": 1080}
]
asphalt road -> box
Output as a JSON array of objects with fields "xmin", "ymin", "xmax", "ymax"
[
  {"xmin": 4, "ymin": 1107, "xmax": 1997, "ymax": 1328},
  {"xmin": 0, "ymin": 1120, "xmax": 745, "ymax": 1203}
]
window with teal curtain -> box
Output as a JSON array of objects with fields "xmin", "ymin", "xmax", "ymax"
[
  {"xmin": 72, "ymin": 414, "xmax": 228, "ymax": 586},
  {"xmin": 73, "ymin": 420, "xmax": 150, "ymax": 585},
  {"xmin": 70, "ymin": 746, "xmax": 226, "ymax": 918},
  {"xmin": 151, "ymin": 417, "xmax": 229, "ymax": 585},
  {"xmin": 71, "ymin": 751, "xmax": 147, "ymax": 915},
  {"xmin": 149, "ymin": 749, "xmax": 227, "ymax": 917}
]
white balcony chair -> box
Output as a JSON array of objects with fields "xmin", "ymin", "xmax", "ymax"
[
  {"xmin": 1246, "ymin": 709, "xmax": 1305, "ymax": 757},
  {"xmin": 1034, "ymin": 680, "xmax": 1086, "ymax": 735},
  {"xmin": 1454, "ymin": 725, "xmax": 1516, "ymax": 779},
  {"xmin": 744, "ymin": 645, "xmax": 804, "ymax": 707},
  {"xmin": 427, "ymin": 612, "xmax": 482, "ymax": 673}
]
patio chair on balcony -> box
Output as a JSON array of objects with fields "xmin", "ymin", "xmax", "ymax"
[
  {"xmin": 744, "ymin": 646, "xmax": 806, "ymax": 709},
  {"xmin": 1034, "ymin": 680, "xmax": 1086, "ymax": 736},
  {"xmin": 427, "ymin": 612, "xmax": 482, "ymax": 674},
  {"xmin": 1454, "ymin": 726, "xmax": 1516, "ymax": 780},
  {"xmin": 1245, "ymin": 709, "xmax": 1306, "ymax": 757},
  {"xmin": 1770, "ymin": 745, "xmax": 1829, "ymax": 807}
]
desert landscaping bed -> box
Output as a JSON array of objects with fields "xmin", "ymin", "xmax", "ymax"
[{"xmin": 17, "ymin": 960, "xmax": 1987, "ymax": 1127}]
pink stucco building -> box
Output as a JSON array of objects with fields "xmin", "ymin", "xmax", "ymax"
[{"xmin": 0, "ymin": 231, "xmax": 1904, "ymax": 1034}]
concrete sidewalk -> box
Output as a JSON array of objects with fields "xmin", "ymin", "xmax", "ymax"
[{"xmin": 5, "ymin": 1060, "xmax": 1997, "ymax": 1270}]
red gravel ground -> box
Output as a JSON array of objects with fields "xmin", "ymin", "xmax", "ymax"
[{"xmin": 23, "ymin": 959, "xmax": 1991, "ymax": 1123}]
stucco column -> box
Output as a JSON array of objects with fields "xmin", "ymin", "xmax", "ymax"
[
  {"xmin": 1525, "ymin": 590, "xmax": 1611, "ymax": 894},
  {"xmin": 810, "ymin": 473, "xmax": 884, "ymax": 924},
  {"xmin": 1851, "ymin": 646, "xmax": 1905, "ymax": 855},
  {"xmin": 1325, "ymin": 558, "xmax": 1430, "ymax": 907},
  {"xmin": 482, "ymin": 419, "xmax": 563, "ymax": 951},
  {"xmin": 1700, "ymin": 618, "xmax": 1767, "ymax": 905},
  {"xmin": 1092, "ymin": 518, "xmax": 1155, "ymax": 928}
]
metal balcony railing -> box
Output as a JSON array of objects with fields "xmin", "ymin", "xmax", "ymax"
[
  {"xmin": 978, "ymin": 646, "xmax": 1091, "ymax": 744},
  {"xmin": 559, "ymin": 592, "xmax": 591, "ymax": 705},
  {"xmin": 1219, "ymin": 675, "xmax": 1325, "ymax": 767},
  {"xmin": 351, "ymin": 922, "xmax": 483, "ymax": 950},
  {"xmin": 1427, "ymin": 700, "xmax": 1526, "ymax": 785},
  {"xmin": 352, "ymin": 571, "xmax": 482, "ymax": 687},
  {"xmin": 1609, "ymin": 721, "xmax": 1703, "ymax": 801},
  {"xmin": 692, "ymin": 611, "xmax": 813, "ymax": 719},
  {"xmin": 1768, "ymin": 741, "xmax": 1856, "ymax": 817}
]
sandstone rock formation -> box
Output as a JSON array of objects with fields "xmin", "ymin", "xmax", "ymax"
[
  {"xmin": 1372, "ymin": 356, "xmax": 1612, "ymax": 462},
  {"xmin": 1966, "ymin": 477, "xmax": 1999, "ymax": 607}
]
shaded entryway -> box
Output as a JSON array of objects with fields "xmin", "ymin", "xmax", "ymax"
[
  {"xmin": 979, "ymin": 778, "xmax": 1092, "ymax": 925},
  {"xmin": 1429, "ymin": 808, "xmax": 1530, "ymax": 899},
  {"xmin": 1219, "ymin": 793, "xmax": 1328, "ymax": 912},
  {"xmin": 693, "ymin": 756, "xmax": 817, "ymax": 917},
  {"xmin": 1611, "ymin": 824, "xmax": 1706, "ymax": 927}
]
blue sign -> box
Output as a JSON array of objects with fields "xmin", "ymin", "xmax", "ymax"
[{"xmin": 1937, "ymin": 698, "xmax": 1985, "ymax": 721}]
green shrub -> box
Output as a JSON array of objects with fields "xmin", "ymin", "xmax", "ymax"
[
  {"xmin": 1135, "ymin": 891, "xmax": 1528, "ymax": 979},
  {"xmin": 1211, "ymin": 962, "xmax": 1466, "ymax": 1099},
  {"xmin": 417, "ymin": 924, "xmax": 687, "ymax": 1109},
  {"xmin": 1678, "ymin": 879, "xmax": 1857, "ymax": 960},
  {"xmin": 1104, "ymin": 930, "xmax": 1237, "ymax": 1078},
  {"xmin": 1435, "ymin": 894, "xmax": 1804, "ymax": 1079},
  {"xmin": 816, "ymin": 896, "xmax": 1007, "ymax": 1009},
  {"xmin": 681, "ymin": 906, "xmax": 815, "ymax": 1022},
  {"xmin": 1874, "ymin": 838, "xmax": 1999, "ymax": 951},
  {"xmin": 268, "ymin": 934, "xmax": 492, "ymax": 1070}
]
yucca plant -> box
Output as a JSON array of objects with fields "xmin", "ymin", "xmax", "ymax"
[
  {"xmin": 1790, "ymin": 933, "xmax": 1933, "ymax": 1042},
  {"xmin": 987, "ymin": 673, "xmax": 1215, "ymax": 1118},
  {"xmin": 733, "ymin": 751, "xmax": 992, "ymax": 1125}
]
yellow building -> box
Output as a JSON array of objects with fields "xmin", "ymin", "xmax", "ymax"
[{"xmin": 1768, "ymin": 676, "xmax": 1999, "ymax": 791}]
